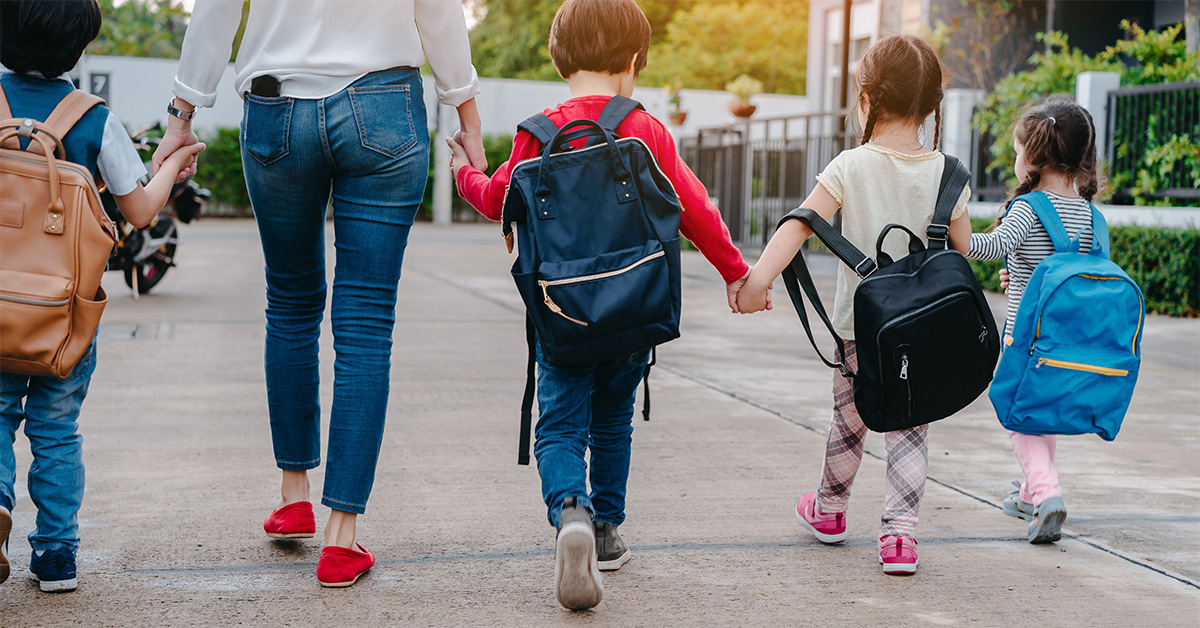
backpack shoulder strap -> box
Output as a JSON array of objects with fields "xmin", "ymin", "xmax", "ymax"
[
  {"xmin": 597, "ymin": 96, "xmax": 644, "ymax": 133},
  {"xmin": 0, "ymin": 83, "xmax": 12, "ymax": 120},
  {"xmin": 927, "ymin": 154, "xmax": 970, "ymax": 249},
  {"xmin": 517, "ymin": 113, "xmax": 559, "ymax": 147},
  {"xmin": 42, "ymin": 90, "xmax": 104, "ymax": 140},
  {"xmin": 1021, "ymin": 191, "xmax": 1071, "ymax": 253},
  {"xmin": 1088, "ymin": 203, "xmax": 1111, "ymax": 259}
]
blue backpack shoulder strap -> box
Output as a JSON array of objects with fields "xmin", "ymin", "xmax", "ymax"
[
  {"xmin": 517, "ymin": 113, "xmax": 559, "ymax": 147},
  {"xmin": 1089, "ymin": 203, "xmax": 1112, "ymax": 259},
  {"xmin": 1021, "ymin": 191, "xmax": 1071, "ymax": 253},
  {"xmin": 597, "ymin": 96, "xmax": 645, "ymax": 133}
]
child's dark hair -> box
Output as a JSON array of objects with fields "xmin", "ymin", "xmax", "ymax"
[
  {"xmin": 855, "ymin": 35, "xmax": 948, "ymax": 148},
  {"xmin": 1011, "ymin": 96, "xmax": 1101, "ymax": 202},
  {"xmin": 549, "ymin": 0, "xmax": 650, "ymax": 78},
  {"xmin": 0, "ymin": 0, "xmax": 102, "ymax": 79}
]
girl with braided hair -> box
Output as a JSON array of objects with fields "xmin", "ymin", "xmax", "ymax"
[
  {"xmin": 738, "ymin": 35, "xmax": 972, "ymax": 574},
  {"xmin": 965, "ymin": 96, "xmax": 1103, "ymax": 544}
]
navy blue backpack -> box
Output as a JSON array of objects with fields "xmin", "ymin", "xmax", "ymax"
[
  {"xmin": 989, "ymin": 192, "xmax": 1144, "ymax": 440},
  {"xmin": 502, "ymin": 96, "xmax": 683, "ymax": 464}
]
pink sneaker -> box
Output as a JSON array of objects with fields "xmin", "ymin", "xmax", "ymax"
[
  {"xmin": 795, "ymin": 493, "xmax": 847, "ymax": 543},
  {"xmin": 878, "ymin": 535, "xmax": 918, "ymax": 574}
]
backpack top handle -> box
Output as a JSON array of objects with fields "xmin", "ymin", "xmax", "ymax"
[{"xmin": 534, "ymin": 118, "xmax": 636, "ymax": 210}]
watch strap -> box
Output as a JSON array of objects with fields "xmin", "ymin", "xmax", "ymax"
[{"xmin": 167, "ymin": 99, "xmax": 195, "ymax": 121}]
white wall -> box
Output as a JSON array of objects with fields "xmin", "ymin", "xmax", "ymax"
[
  {"xmin": 968, "ymin": 201, "xmax": 1200, "ymax": 229},
  {"xmin": 74, "ymin": 54, "xmax": 810, "ymax": 139}
]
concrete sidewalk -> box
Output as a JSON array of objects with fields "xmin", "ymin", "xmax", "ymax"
[{"xmin": 2, "ymin": 220, "xmax": 1197, "ymax": 627}]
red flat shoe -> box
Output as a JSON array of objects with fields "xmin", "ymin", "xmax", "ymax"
[
  {"xmin": 317, "ymin": 543, "xmax": 375, "ymax": 588},
  {"xmin": 263, "ymin": 501, "xmax": 316, "ymax": 539}
]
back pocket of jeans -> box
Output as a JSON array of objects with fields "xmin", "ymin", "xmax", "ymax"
[
  {"xmin": 242, "ymin": 94, "xmax": 292, "ymax": 166},
  {"xmin": 348, "ymin": 85, "xmax": 417, "ymax": 158}
]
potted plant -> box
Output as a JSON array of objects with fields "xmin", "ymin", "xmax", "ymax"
[
  {"xmin": 726, "ymin": 74, "xmax": 763, "ymax": 118},
  {"xmin": 664, "ymin": 77, "xmax": 687, "ymax": 125}
]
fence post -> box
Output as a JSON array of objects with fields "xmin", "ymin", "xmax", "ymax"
[
  {"xmin": 1075, "ymin": 71, "xmax": 1121, "ymax": 163},
  {"xmin": 942, "ymin": 88, "xmax": 983, "ymax": 162},
  {"xmin": 433, "ymin": 103, "xmax": 456, "ymax": 225}
]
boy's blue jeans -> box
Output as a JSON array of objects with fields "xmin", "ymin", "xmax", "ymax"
[
  {"xmin": 0, "ymin": 340, "xmax": 97, "ymax": 554},
  {"xmin": 239, "ymin": 68, "xmax": 429, "ymax": 514},
  {"xmin": 534, "ymin": 342, "xmax": 650, "ymax": 529}
]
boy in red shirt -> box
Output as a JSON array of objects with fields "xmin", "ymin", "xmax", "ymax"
[{"xmin": 448, "ymin": 0, "xmax": 753, "ymax": 611}]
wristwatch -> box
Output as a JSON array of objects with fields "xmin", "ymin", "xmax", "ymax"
[{"xmin": 166, "ymin": 98, "xmax": 196, "ymax": 121}]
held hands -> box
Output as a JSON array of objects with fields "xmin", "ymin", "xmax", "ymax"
[
  {"xmin": 731, "ymin": 267, "xmax": 773, "ymax": 314},
  {"xmin": 152, "ymin": 111, "xmax": 200, "ymax": 184},
  {"xmin": 999, "ymin": 268, "xmax": 1010, "ymax": 293}
]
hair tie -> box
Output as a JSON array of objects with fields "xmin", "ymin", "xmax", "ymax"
[{"xmin": 1048, "ymin": 116, "xmax": 1056, "ymax": 125}]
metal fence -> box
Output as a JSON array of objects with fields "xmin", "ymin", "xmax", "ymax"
[
  {"xmin": 679, "ymin": 111, "xmax": 853, "ymax": 247},
  {"xmin": 1107, "ymin": 80, "xmax": 1200, "ymax": 203}
]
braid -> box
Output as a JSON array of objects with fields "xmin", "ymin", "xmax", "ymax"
[
  {"xmin": 860, "ymin": 92, "xmax": 881, "ymax": 145},
  {"xmin": 933, "ymin": 106, "xmax": 942, "ymax": 150}
]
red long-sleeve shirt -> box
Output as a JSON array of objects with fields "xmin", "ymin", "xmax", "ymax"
[{"xmin": 454, "ymin": 95, "xmax": 749, "ymax": 284}]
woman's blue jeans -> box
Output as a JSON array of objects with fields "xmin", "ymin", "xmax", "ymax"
[
  {"xmin": 0, "ymin": 340, "xmax": 96, "ymax": 553},
  {"xmin": 240, "ymin": 68, "xmax": 429, "ymax": 515},
  {"xmin": 533, "ymin": 343, "xmax": 650, "ymax": 528}
]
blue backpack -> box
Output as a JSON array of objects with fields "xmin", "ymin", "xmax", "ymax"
[
  {"xmin": 502, "ymin": 96, "xmax": 683, "ymax": 463},
  {"xmin": 988, "ymin": 192, "xmax": 1144, "ymax": 441}
]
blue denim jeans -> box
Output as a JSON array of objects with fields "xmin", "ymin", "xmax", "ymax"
[
  {"xmin": 240, "ymin": 68, "xmax": 429, "ymax": 515},
  {"xmin": 0, "ymin": 340, "xmax": 96, "ymax": 553},
  {"xmin": 533, "ymin": 342, "xmax": 650, "ymax": 528}
]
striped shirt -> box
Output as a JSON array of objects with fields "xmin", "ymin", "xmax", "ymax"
[{"xmin": 967, "ymin": 192, "xmax": 1095, "ymax": 337}]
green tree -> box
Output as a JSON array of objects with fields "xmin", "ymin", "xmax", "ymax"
[
  {"xmin": 467, "ymin": 0, "xmax": 561, "ymax": 81},
  {"xmin": 640, "ymin": 0, "xmax": 806, "ymax": 94},
  {"xmin": 88, "ymin": 0, "xmax": 188, "ymax": 58}
]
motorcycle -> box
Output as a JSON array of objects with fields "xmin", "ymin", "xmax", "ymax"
[{"xmin": 99, "ymin": 127, "xmax": 210, "ymax": 295}]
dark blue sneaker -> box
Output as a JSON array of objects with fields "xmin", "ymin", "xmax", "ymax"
[
  {"xmin": 0, "ymin": 505, "xmax": 10, "ymax": 584},
  {"xmin": 29, "ymin": 547, "xmax": 77, "ymax": 592}
]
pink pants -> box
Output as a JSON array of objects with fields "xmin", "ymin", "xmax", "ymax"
[
  {"xmin": 815, "ymin": 342, "xmax": 929, "ymax": 539},
  {"xmin": 1009, "ymin": 432, "xmax": 1063, "ymax": 505}
]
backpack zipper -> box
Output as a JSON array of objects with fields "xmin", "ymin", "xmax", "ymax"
[
  {"xmin": 1035, "ymin": 357, "xmax": 1128, "ymax": 377},
  {"xmin": 900, "ymin": 354, "xmax": 911, "ymax": 417},
  {"xmin": 0, "ymin": 293, "xmax": 69, "ymax": 307},
  {"xmin": 538, "ymin": 249, "xmax": 666, "ymax": 326}
]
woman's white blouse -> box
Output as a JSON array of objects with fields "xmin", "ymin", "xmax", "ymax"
[{"xmin": 174, "ymin": 0, "xmax": 480, "ymax": 107}]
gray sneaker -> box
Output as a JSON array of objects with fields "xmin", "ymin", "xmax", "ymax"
[
  {"xmin": 554, "ymin": 497, "xmax": 603, "ymax": 610},
  {"xmin": 1002, "ymin": 481, "xmax": 1035, "ymax": 521},
  {"xmin": 594, "ymin": 522, "xmax": 631, "ymax": 572},
  {"xmin": 1028, "ymin": 497, "xmax": 1067, "ymax": 544}
]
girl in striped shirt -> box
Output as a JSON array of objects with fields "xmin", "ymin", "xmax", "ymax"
[{"xmin": 966, "ymin": 97, "xmax": 1102, "ymax": 543}]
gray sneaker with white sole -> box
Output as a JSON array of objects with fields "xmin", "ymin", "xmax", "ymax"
[
  {"xmin": 1028, "ymin": 497, "xmax": 1067, "ymax": 544},
  {"xmin": 554, "ymin": 497, "xmax": 603, "ymax": 610},
  {"xmin": 594, "ymin": 522, "xmax": 631, "ymax": 571}
]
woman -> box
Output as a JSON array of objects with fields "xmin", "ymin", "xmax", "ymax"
[{"xmin": 154, "ymin": 0, "xmax": 485, "ymax": 587}]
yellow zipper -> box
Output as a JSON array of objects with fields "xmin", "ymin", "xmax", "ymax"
[
  {"xmin": 538, "ymin": 250, "xmax": 666, "ymax": 327},
  {"xmin": 1036, "ymin": 357, "xmax": 1128, "ymax": 376},
  {"xmin": 1033, "ymin": 274, "xmax": 1144, "ymax": 356}
]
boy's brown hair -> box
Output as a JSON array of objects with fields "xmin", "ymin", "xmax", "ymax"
[
  {"xmin": 855, "ymin": 35, "xmax": 948, "ymax": 149},
  {"xmin": 549, "ymin": 0, "xmax": 651, "ymax": 78}
]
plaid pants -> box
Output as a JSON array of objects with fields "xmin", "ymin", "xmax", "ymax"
[{"xmin": 815, "ymin": 342, "xmax": 929, "ymax": 539}]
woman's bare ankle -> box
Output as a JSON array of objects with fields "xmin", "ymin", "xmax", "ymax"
[
  {"xmin": 279, "ymin": 469, "xmax": 310, "ymax": 508},
  {"xmin": 324, "ymin": 509, "xmax": 358, "ymax": 549}
]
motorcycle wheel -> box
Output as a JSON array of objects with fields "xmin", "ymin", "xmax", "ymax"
[{"xmin": 122, "ymin": 217, "xmax": 177, "ymax": 294}]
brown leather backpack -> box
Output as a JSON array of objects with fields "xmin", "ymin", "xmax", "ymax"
[{"xmin": 0, "ymin": 87, "xmax": 118, "ymax": 378}]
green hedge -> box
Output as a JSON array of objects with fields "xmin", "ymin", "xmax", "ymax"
[{"xmin": 967, "ymin": 217, "xmax": 1199, "ymax": 317}]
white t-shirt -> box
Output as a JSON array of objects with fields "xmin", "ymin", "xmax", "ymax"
[
  {"xmin": 815, "ymin": 143, "xmax": 970, "ymax": 339},
  {"xmin": 174, "ymin": 0, "xmax": 480, "ymax": 107},
  {"xmin": 0, "ymin": 69, "xmax": 146, "ymax": 197}
]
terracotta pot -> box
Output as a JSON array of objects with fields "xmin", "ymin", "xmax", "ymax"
[
  {"xmin": 730, "ymin": 102, "xmax": 757, "ymax": 118},
  {"xmin": 668, "ymin": 110, "xmax": 688, "ymax": 125}
]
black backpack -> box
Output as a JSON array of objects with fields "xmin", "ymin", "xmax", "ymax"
[
  {"xmin": 503, "ymin": 96, "xmax": 683, "ymax": 463},
  {"xmin": 777, "ymin": 156, "xmax": 999, "ymax": 432}
]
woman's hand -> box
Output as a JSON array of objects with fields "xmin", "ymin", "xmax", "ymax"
[{"xmin": 446, "ymin": 136, "xmax": 469, "ymax": 179}]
